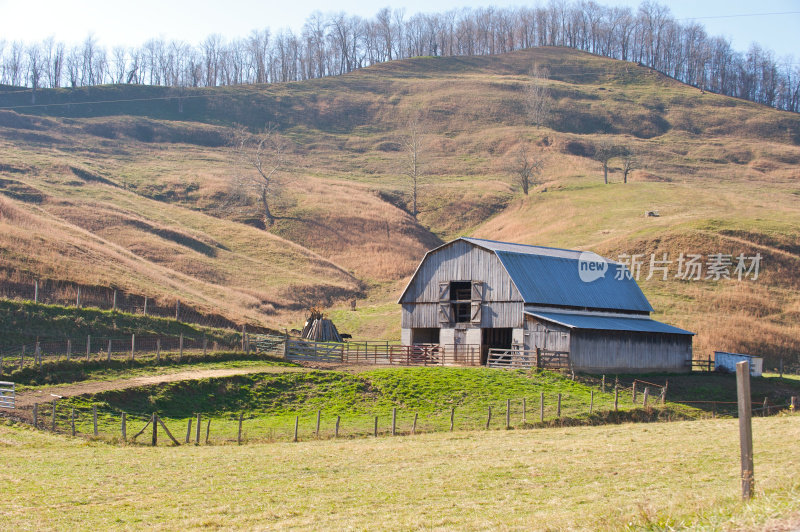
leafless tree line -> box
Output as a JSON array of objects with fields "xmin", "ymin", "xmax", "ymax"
[{"xmin": 1, "ymin": 2, "xmax": 799, "ymax": 112}]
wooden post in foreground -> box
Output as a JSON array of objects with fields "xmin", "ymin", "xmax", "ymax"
[
  {"xmin": 121, "ymin": 413, "xmax": 127, "ymax": 441},
  {"xmin": 71, "ymin": 408, "xmax": 76, "ymax": 436},
  {"xmin": 179, "ymin": 334, "xmax": 184, "ymax": 362},
  {"xmin": 316, "ymin": 410, "xmax": 321, "ymax": 438},
  {"xmin": 643, "ymin": 387, "xmax": 650, "ymax": 409},
  {"xmin": 205, "ymin": 419, "xmax": 211, "ymax": 444},
  {"xmin": 130, "ymin": 334, "xmax": 135, "ymax": 360},
  {"xmin": 601, "ymin": 375, "xmax": 605, "ymax": 393},
  {"xmin": 293, "ymin": 416, "xmax": 299, "ymax": 442},
  {"xmin": 86, "ymin": 335, "xmax": 91, "ymax": 360},
  {"xmin": 151, "ymin": 413, "xmax": 158, "ymax": 446},
  {"xmin": 736, "ymin": 360, "xmax": 754, "ymax": 500},
  {"xmin": 486, "ymin": 406, "xmax": 492, "ymax": 430},
  {"xmin": 540, "ymin": 392, "xmax": 544, "ymax": 422},
  {"xmin": 590, "ymin": 390, "xmax": 594, "ymax": 414},
  {"xmin": 450, "ymin": 407, "xmax": 455, "ymax": 432},
  {"xmin": 412, "ymin": 413, "xmax": 418, "ymax": 435},
  {"xmin": 373, "ymin": 416, "xmax": 378, "ymax": 437},
  {"xmin": 614, "ymin": 387, "xmax": 619, "ymax": 412},
  {"xmin": 632, "ymin": 381, "xmax": 637, "ymax": 404},
  {"xmin": 33, "ymin": 403, "xmax": 38, "ymax": 428},
  {"xmin": 557, "ymin": 393, "xmax": 562, "ymax": 418},
  {"xmin": 391, "ymin": 408, "xmax": 397, "ymax": 436},
  {"xmin": 522, "ymin": 398, "xmax": 527, "ymax": 424},
  {"xmin": 51, "ymin": 399, "xmax": 57, "ymax": 431},
  {"xmin": 92, "ymin": 405, "xmax": 98, "ymax": 436},
  {"xmin": 195, "ymin": 414, "xmax": 201, "ymax": 444},
  {"xmin": 505, "ymin": 399, "xmax": 511, "ymax": 430},
  {"xmin": 335, "ymin": 416, "xmax": 341, "ymax": 438},
  {"xmin": 238, "ymin": 412, "xmax": 244, "ymax": 444},
  {"xmin": 185, "ymin": 418, "xmax": 192, "ymax": 444}
]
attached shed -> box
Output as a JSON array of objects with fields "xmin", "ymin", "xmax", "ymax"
[{"xmin": 398, "ymin": 237, "xmax": 693, "ymax": 373}]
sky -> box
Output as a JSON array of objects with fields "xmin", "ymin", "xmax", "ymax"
[{"xmin": 0, "ymin": 0, "xmax": 797, "ymax": 60}]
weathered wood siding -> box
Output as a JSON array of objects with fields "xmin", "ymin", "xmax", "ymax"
[
  {"xmin": 400, "ymin": 240, "xmax": 524, "ymax": 329},
  {"xmin": 570, "ymin": 330, "xmax": 691, "ymax": 373},
  {"xmin": 523, "ymin": 316, "xmax": 571, "ymax": 352},
  {"xmin": 402, "ymin": 302, "xmax": 524, "ymax": 328},
  {"xmin": 400, "ymin": 240, "xmax": 522, "ymax": 303}
]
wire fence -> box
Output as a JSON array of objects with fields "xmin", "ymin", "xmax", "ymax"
[
  {"xmin": 0, "ymin": 333, "xmax": 247, "ymax": 376},
  {"xmin": 16, "ymin": 389, "xmax": 799, "ymax": 447},
  {"xmin": 0, "ymin": 276, "xmax": 270, "ymax": 332}
]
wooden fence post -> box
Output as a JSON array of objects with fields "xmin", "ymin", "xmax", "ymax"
[
  {"xmin": 590, "ymin": 390, "xmax": 594, "ymax": 414},
  {"xmin": 522, "ymin": 398, "xmax": 527, "ymax": 424},
  {"xmin": 92, "ymin": 405, "xmax": 98, "ymax": 436},
  {"xmin": 107, "ymin": 339, "xmax": 112, "ymax": 361},
  {"xmin": 601, "ymin": 375, "xmax": 605, "ymax": 393},
  {"xmin": 34, "ymin": 280, "xmax": 39, "ymax": 303},
  {"xmin": 293, "ymin": 416, "xmax": 299, "ymax": 442},
  {"xmin": 736, "ymin": 360, "xmax": 754, "ymax": 500},
  {"xmin": 35, "ymin": 342, "xmax": 41, "ymax": 367},
  {"xmin": 238, "ymin": 412, "xmax": 244, "ymax": 445},
  {"xmin": 540, "ymin": 392, "xmax": 544, "ymax": 422},
  {"xmin": 112, "ymin": 289, "xmax": 117, "ymax": 311},
  {"xmin": 316, "ymin": 410, "xmax": 321, "ymax": 438},
  {"xmin": 71, "ymin": 408, "xmax": 76, "ymax": 436},
  {"xmin": 791, "ymin": 396, "xmax": 798, "ymax": 412},
  {"xmin": 632, "ymin": 381, "xmax": 637, "ymax": 404},
  {"xmin": 156, "ymin": 338, "xmax": 161, "ymax": 362},
  {"xmin": 20, "ymin": 345, "xmax": 25, "ymax": 369},
  {"xmin": 203, "ymin": 336, "xmax": 208, "ymax": 356},
  {"xmin": 373, "ymin": 416, "xmax": 378, "ymax": 437},
  {"xmin": 175, "ymin": 300, "xmax": 180, "ymax": 321},
  {"xmin": 335, "ymin": 415, "xmax": 340, "ymax": 438},
  {"xmin": 486, "ymin": 406, "xmax": 492, "ymax": 430},
  {"xmin": 450, "ymin": 407, "xmax": 455, "ymax": 432},
  {"xmin": 33, "ymin": 403, "xmax": 38, "ymax": 428},
  {"xmin": 185, "ymin": 418, "xmax": 192, "ymax": 444},
  {"xmin": 195, "ymin": 413, "xmax": 201, "ymax": 444},
  {"xmin": 121, "ymin": 412, "xmax": 127, "ymax": 442},
  {"xmin": 557, "ymin": 393, "xmax": 562, "ymax": 418},
  {"xmin": 205, "ymin": 419, "xmax": 211, "ymax": 444},
  {"xmin": 130, "ymin": 334, "xmax": 135, "ymax": 360},
  {"xmin": 151, "ymin": 413, "xmax": 158, "ymax": 446},
  {"xmin": 660, "ymin": 386, "xmax": 666, "ymax": 405},
  {"xmin": 506, "ymin": 399, "xmax": 511, "ymax": 429},
  {"xmin": 643, "ymin": 387, "xmax": 650, "ymax": 409},
  {"xmin": 76, "ymin": 287, "xmax": 81, "ymax": 308},
  {"xmin": 179, "ymin": 334, "xmax": 184, "ymax": 362},
  {"xmin": 241, "ymin": 325, "xmax": 246, "ymax": 351},
  {"xmin": 86, "ymin": 335, "xmax": 90, "ymax": 360},
  {"xmin": 614, "ymin": 387, "xmax": 619, "ymax": 412},
  {"xmin": 143, "ymin": 296, "xmax": 148, "ymax": 316},
  {"xmin": 51, "ymin": 399, "xmax": 57, "ymax": 431},
  {"xmin": 412, "ymin": 413, "xmax": 418, "ymax": 435},
  {"xmin": 66, "ymin": 339, "xmax": 72, "ymax": 361},
  {"xmin": 391, "ymin": 408, "xmax": 397, "ymax": 436}
]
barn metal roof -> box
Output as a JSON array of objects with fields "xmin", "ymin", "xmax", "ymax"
[
  {"xmin": 526, "ymin": 311, "xmax": 694, "ymax": 335},
  {"xmin": 461, "ymin": 237, "xmax": 586, "ymax": 260},
  {"xmin": 495, "ymin": 251, "xmax": 653, "ymax": 312}
]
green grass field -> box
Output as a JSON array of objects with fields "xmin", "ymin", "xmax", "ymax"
[{"xmin": 1, "ymin": 415, "xmax": 798, "ymax": 530}]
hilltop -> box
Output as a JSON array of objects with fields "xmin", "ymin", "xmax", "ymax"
[{"xmin": 1, "ymin": 47, "xmax": 799, "ymax": 362}]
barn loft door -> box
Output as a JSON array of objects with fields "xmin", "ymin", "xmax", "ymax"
[
  {"xmin": 470, "ymin": 281, "xmax": 483, "ymax": 325},
  {"xmin": 438, "ymin": 282, "xmax": 450, "ymax": 302},
  {"xmin": 438, "ymin": 302, "xmax": 452, "ymax": 325}
]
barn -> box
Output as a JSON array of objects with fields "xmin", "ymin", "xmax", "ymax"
[{"xmin": 398, "ymin": 237, "xmax": 693, "ymax": 373}]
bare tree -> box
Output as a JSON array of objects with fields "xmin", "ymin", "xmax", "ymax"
[
  {"xmin": 594, "ymin": 141, "xmax": 624, "ymax": 184},
  {"xmin": 621, "ymin": 150, "xmax": 637, "ymax": 183},
  {"xmin": 231, "ymin": 125, "xmax": 288, "ymax": 227},
  {"xmin": 513, "ymin": 143, "xmax": 543, "ymax": 195},
  {"xmin": 403, "ymin": 116, "xmax": 424, "ymax": 219},
  {"xmin": 524, "ymin": 65, "xmax": 552, "ymax": 127}
]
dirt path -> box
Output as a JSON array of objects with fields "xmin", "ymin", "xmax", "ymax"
[{"xmin": 14, "ymin": 366, "xmax": 311, "ymax": 408}]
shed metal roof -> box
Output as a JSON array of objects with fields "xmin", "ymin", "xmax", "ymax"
[
  {"xmin": 496, "ymin": 251, "xmax": 653, "ymax": 312},
  {"xmin": 526, "ymin": 311, "xmax": 694, "ymax": 335}
]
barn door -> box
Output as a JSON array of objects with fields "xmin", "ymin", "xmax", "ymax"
[
  {"xmin": 438, "ymin": 282, "xmax": 450, "ymax": 302},
  {"xmin": 438, "ymin": 302, "xmax": 452, "ymax": 325},
  {"xmin": 470, "ymin": 281, "xmax": 483, "ymax": 326}
]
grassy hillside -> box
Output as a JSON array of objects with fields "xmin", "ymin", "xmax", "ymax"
[
  {"xmin": 1, "ymin": 47, "xmax": 799, "ymax": 363},
  {"xmin": 2, "ymin": 415, "xmax": 798, "ymax": 529}
]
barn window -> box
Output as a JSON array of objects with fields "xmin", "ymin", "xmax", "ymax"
[
  {"xmin": 450, "ymin": 281, "xmax": 472, "ymax": 301},
  {"xmin": 453, "ymin": 302, "xmax": 471, "ymax": 323}
]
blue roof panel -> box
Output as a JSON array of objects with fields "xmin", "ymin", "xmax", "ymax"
[
  {"xmin": 526, "ymin": 311, "xmax": 694, "ymax": 335},
  {"xmin": 496, "ymin": 251, "xmax": 654, "ymax": 312}
]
